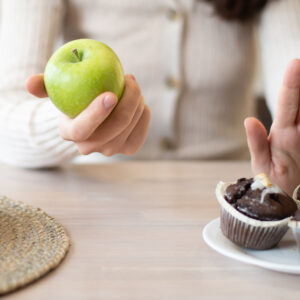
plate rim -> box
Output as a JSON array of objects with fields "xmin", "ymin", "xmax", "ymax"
[{"xmin": 202, "ymin": 218, "xmax": 300, "ymax": 274}]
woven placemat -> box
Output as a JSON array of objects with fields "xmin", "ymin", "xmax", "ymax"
[{"xmin": 0, "ymin": 195, "xmax": 70, "ymax": 294}]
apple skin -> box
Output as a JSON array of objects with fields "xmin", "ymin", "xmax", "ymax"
[{"xmin": 44, "ymin": 39, "xmax": 125, "ymax": 118}]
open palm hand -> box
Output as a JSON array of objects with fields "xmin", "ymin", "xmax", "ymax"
[{"xmin": 245, "ymin": 59, "xmax": 300, "ymax": 196}]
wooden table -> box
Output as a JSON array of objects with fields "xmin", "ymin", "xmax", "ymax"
[{"xmin": 1, "ymin": 161, "xmax": 299, "ymax": 299}]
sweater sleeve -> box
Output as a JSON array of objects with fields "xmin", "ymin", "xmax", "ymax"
[
  {"xmin": 257, "ymin": 0, "xmax": 300, "ymax": 118},
  {"xmin": 0, "ymin": 0, "xmax": 79, "ymax": 168}
]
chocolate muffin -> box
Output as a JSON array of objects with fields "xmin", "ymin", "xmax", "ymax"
[
  {"xmin": 216, "ymin": 174, "xmax": 298, "ymax": 250},
  {"xmin": 225, "ymin": 177, "xmax": 297, "ymax": 221}
]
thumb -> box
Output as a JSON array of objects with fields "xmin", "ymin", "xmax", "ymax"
[
  {"xmin": 244, "ymin": 117, "xmax": 271, "ymax": 174},
  {"xmin": 59, "ymin": 92, "xmax": 118, "ymax": 142},
  {"xmin": 26, "ymin": 74, "xmax": 48, "ymax": 98}
]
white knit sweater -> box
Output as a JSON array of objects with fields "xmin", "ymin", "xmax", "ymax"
[{"xmin": 0, "ymin": 0, "xmax": 299, "ymax": 167}]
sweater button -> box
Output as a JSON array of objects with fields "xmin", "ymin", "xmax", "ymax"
[
  {"xmin": 165, "ymin": 76, "xmax": 181, "ymax": 89},
  {"xmin": 160, "ymin": 137, "xmax": 176, "ymax": 150},
  {"xmin": 167, "ymin": 8, "xmax": 179, "ymax": 20}
]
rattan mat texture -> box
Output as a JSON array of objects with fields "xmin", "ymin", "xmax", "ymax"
[{"xmin": 0, "ymin": 195, "xmax": 70, "ymax": 294}]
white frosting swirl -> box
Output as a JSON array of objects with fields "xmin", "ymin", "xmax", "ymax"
[{"xmin": 250, "ymin": 175, "xmax": 283, "ymax": 203}]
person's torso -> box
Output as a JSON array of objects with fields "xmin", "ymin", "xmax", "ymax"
[{"xmin": 65, "ymin": 0, "xmax": 256, "ymax": 160}]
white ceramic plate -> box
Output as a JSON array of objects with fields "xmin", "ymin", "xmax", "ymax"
[{"xmin": 203, "ymin": 218, "xmax": 300, "ymax": 274}]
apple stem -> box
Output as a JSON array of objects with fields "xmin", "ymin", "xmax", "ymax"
[{"xmin": 72, "ymin": 48, "xmax": 81, "ymax": 62}]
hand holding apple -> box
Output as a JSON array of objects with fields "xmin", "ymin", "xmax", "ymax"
[
  {"xmin": 26, "ymin": 38, "xmax": 150, "ymax": 156},
  {"xmin": 26, "ymin": 74, "xmax": 151, "ymax": 156}
]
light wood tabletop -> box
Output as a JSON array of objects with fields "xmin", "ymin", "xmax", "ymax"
[{"xmin": 1, "ymin": 161, "xmax": 299, "ymax": 300}]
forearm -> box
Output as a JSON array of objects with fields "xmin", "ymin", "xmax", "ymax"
[
  {"xmin": 0, "ymin": 92, "xmax": 79, "ymax": 168},
  {"xmin": 0, "ymin": 0, "xmax": 80, "ymax": 168}
]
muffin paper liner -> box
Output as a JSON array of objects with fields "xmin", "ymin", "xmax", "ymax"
[
  {"xmin": 216, "ymin": 181, "xmax": 292, "ymax": 250},
  {"xmin": 220, "ymin": 207, "xmax": 289, "ymax": 249},
  {"xmin": 292, "ymin": 185, "xmax": 300, "ymax": 208},
  {"xmin": 288, "ymin": 220, "xmax": 300, "ymax": 252}
]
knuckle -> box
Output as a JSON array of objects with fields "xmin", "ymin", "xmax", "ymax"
[
  {"xmin": 77, "ymin": 144, "xmax": 94, "ymax": 155},
  {"xmin": 102, "ymin": 147, "xmax": 116, "ymax": 157},
  {"xmin": 145, "ymin": 105, "xmax": 151, "ymax": 119},
  {"xmin": 121, "ymin": 145, "xmax": 138, "ymax": 156},
  {"xmin": 143, "ymin": 107, "xmax": 152, "ymax": 127},
  {"xmin": 58, "ymin": 122, "xmax": 71, "ymax": 141},
  {"xmin": 59, "ymin": 128, "xmax": 70, "ymax": 141},
  {"xmin": 78, "ymin": 148, "xmax": 89, "ymax": 156},
  {"xmin": 131, "ymin": 84, "xmax": 140, "ymax": 99},
  {"xmin": 70, "ymin": 126, "xmax": 86, "ymax": 142},
  {"xmin": 124, "ymin": 77, "xmax": 140, "ymax": 99}
]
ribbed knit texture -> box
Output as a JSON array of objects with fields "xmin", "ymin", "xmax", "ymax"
[
  {"xmin": 0, "ymin": 0, "xmax": 299, "ymax": 167},
  {"xmin": 0, "ymin": 0, "xmax": 78, "ymax": 168},
  {"xmin": 258, "ymin": 0, "xmax": 300, "ymax": 116}
]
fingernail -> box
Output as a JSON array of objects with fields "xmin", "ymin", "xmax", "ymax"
[
  {"xmin": 103, "ymin": 94, "xmax": 117, "ymax": 108},
  {"xmin": 129, "ymin": 74, "xmax": 136, "ymax": 81}
]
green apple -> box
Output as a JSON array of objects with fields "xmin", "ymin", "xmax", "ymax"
[{"xmin": 44, "ymin": 39, "xmax": 125, "ymax": 118}]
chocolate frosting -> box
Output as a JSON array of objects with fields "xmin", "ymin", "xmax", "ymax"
[
  {"xmin": 297, "ymin": 188, "xmax": 300, "ymax": 201},
  {"xmin": 225, "ymin": 178, "xmax": 297, "ymax": 221}
]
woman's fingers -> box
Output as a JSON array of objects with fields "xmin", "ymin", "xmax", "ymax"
[
  {"xmin": 77, "ymin": 103, "xmax": 150, "ymax": 156},
  {"xmin": 273, "ymin": 59, "xmax": 300, "ymax": 129},
  {"xmin": 96, "ymin": 100, "xmax": 145, "ymax": 156},
  {"xmin": 244, "ymin": 117, "xmax": 270, "ymax": 174},
  {"xmin": 59, "ymin": 92, "xmax": 118, "ymax": 142},
  {"xmin": 26, "ymin": 74, "xmax": 48, "ymax": 98},
  {"xmin": 55, "ymin": 72, "xmax": 150, "ymax": 157},
  {"xmin": 120, "ymin": 105, "xmax": 151, "ymax": 155},
  {"xmin": 82, "ymin": 75, "xmax": 142, "ymax": 146}
]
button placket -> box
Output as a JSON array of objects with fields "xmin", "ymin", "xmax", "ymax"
[
  {"xmin": 167, "ymin": 8, "xmax": 180, "ymax": 21},
  {"xmin": 158, "ymin": 1, "xmax": 184, "ymax": 151},
  {"xmin": 160, "ymin": 136, "xmax": 177, "ymax": 151},
  {"xmin": 165, "ymin": 75, "xmax": 181, "ymax": 89}
]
